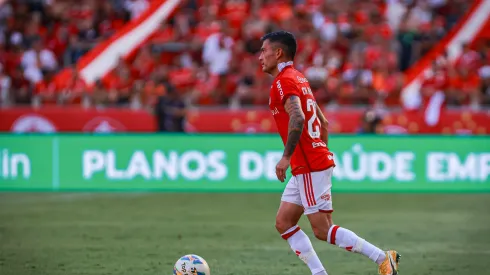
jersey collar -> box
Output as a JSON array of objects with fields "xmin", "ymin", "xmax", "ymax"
[{"xmin": 277, "ymin": 61, "xmax": 293, "ymax": 73}]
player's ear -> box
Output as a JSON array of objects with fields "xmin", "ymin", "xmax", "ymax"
[{"xmin": 275, "ymin": 47, "xmax": 283, "ymax": 59}]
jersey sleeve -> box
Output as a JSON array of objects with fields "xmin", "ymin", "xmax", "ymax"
[{"xmin": 276, "ymin": 78, "xmax": 301, "ymax": 106}]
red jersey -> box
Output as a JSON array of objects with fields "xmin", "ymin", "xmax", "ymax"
[{"xmin": 269, "ymin": 64, "xmax": 335, "ymax": 176}]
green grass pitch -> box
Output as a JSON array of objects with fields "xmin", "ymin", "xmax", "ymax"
[{"xmin": 1, "ymin": 192, "xmax": 489, "ymax": 275}]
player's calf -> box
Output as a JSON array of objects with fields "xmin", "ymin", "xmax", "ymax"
[
  {"xmin": 276, "ymin": 202, "xmax": 328, "ymax": 275},
  {"xmin": 281, "ymin": 225, "xmax": 328, "ymax": 275},
  {"xmin": 308, "ymin": 212, "xmax": 333, "ymax": 241},
  {"xmin": 327, "ymin": 224, "xmax": 387, "ymax": 265},
  {"xmin": 308, "ymin": 212, "xmax": 387, "ymax": 265}
]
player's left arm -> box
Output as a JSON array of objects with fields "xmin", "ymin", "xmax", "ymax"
[
  {"xmin": 315, "ymin": 104, "xmax": 329, "ymax": 146},
  {"xmin": 276, "ymin": 95, "xmax": 305, "ymax": 182}
]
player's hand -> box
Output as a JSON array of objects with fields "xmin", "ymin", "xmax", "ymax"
[{"xmin": 276, "ymin": 156, "xmax": 290, "ymax": 183}]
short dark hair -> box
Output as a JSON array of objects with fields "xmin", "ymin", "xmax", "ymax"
[{"xmin": 261, "ymin": 31, "xmax": 297, "ymax": 59}]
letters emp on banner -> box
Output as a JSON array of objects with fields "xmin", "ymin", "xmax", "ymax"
[{"xmin": 1, "ymin": 135, "xmax": 489, "ymax": 192}]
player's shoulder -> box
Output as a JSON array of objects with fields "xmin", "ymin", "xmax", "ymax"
[{"xmin": 279, "ymin": 67, "xmax": 309, "ymax": 86}]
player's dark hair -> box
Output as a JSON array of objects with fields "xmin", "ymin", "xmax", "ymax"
[{"xmin": 261, "ymin": 31, "xmax": 297, "ymax": 60}]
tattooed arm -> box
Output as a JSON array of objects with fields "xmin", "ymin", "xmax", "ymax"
[
  {"xmin": 283, "ymin": 95, "xmax": 305, "ymax": 157},
  {"xmin": 315, "ymin": 104, "xmax": 329, "ymax": 146},
  {"xmin": 276, "ymin": 95, "xmax": 305, "ymax": 182}
]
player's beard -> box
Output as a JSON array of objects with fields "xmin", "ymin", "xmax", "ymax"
[{"xmin": 262, "ymin": 62, "xmax": 275, "ymax": 74}]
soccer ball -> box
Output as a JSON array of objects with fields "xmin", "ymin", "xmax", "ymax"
[{"xmin": 173, "ymin": 254, "xmax": 210, "ymax": 275}]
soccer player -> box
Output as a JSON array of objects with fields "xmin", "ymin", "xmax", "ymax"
[{"xmin": 259, "ymin": 31, "xmax": 400, "ymax": 275}]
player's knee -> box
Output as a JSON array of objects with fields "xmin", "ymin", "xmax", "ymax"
[
  {"xmin": 275, "ymin": 217, "xmax": 295, "ymax": 234},
  {"xmin": 311, "ymin": 219, "xmax": 332, "ymax": 241},
  {"xmin": 312, "ymin": 227, "xmax": 328, "ymax": 241}
]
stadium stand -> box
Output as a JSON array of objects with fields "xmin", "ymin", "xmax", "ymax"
[{"xmin": 0, "ymin": 0, "xmax": 489, "ymax": 134}]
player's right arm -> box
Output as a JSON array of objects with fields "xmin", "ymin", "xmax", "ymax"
[
  {"xmin": 275, "ymin": 95, "xmax": 305, "ymax": 182},
  {"xmin": 315, "ymin": 104, "xmax": 329, "ymax": 146},
  {"xmin": 283, "ymin": 95, "xmax": 305, "ymax": 158}
]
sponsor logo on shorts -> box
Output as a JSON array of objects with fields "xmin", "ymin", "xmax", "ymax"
[{"xmin": 321, "ymin": 193, "xmax": 331, "ymax": 201}]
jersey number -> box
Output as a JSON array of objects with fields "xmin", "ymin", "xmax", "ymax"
[
  {"xmin": 301, "ymin": 87, "xmax": 321, "ymax": 138},
  {"xmin": 306, "ymin": 98, "xmax": 321, "ymax": 139}
]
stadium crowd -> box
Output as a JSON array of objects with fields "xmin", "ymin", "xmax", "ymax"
[{"xmin": 0, "ymin": 0, "xmax": 489, "ymax": 110}]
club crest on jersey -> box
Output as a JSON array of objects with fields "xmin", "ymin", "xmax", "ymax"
[
  {"xmin": 276, "ymin": 80, "xmax": 284, "ymax": 100},
  {"xmin": 271, "ymin": 107, "xmax": 279, "ymax": 115}
]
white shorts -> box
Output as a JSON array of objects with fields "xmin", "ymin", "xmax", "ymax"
[{"xmin": 281, "ymin": 167, "xmax": 334, "ymax": 215}]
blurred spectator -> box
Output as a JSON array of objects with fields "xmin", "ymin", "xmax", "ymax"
[
  {"xmin": 105, "ymin": 58, "xmax": 135, "ymax": 106},
  {"xmin": 189, "ymin": 65, "xmax": 219, "ymax": 105},
  {"xmin": 479, "ymin": 59, "xmax": 490, "ymax": 106},
  {"xmin": 57, "ymin": 68, "xmax": 89, "ymax": 105},
  {"xmin": 155, "ymin": 87, "xmax": 186, "ymax": 132},
  {"xmin": 0, "ymin": 0, "xmax": 484, "ymax": 112},
  {"xmin": 455, "ymin": 42, "xmax": 481, "ymax": 73},
  {"xmin": 150, "ymin": 22, "xmax": 177, "ymax": 45},
  {"xmin": 0, "ymin": 63, "xmax": 11, "ymax": 105},
  {"xmin": 33, "ymin": 69, "xmax": 57, "ymax": 106},
  {"xmin": 140, "ymin": 74, "xmax": 167, "ymax": 108},
  {"xmin": 341, "ymin": 53, "xmax": 374, "ymax": 105},
  {"xmin": 10, "ymin": 66, "xmax": 30, "ymax": 105},
  {"xmin": 230, "ymin": 58, "xmax": 258, "ymax": 107},
  {"xmin": 124, "ymin": 0, "xmax": 149, "ymax": 21},
  {"xmin": 358, "ymin": 109, "xmax": 383, "ymax": 134},
  {"xmin": 91, "ymin": 79, "xmax": 109, "ymax": 108},
  {"xmin": 202, "ymin": 24, "xmax": 234, "ymax": 76},
  {"xmin": 21, "ymin": 37, "xmax": 58, "ymax": 84},
  {"xmin": 304, "ymin": 52, "xmax": 329, "ymax": 90},
  {"xmin": 133, "ymin": 44, "xmax": 158, "ymax": 79},
  {"xmin": 0, "ymin": 1, "xmax": 13, "ymax": 29}
]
